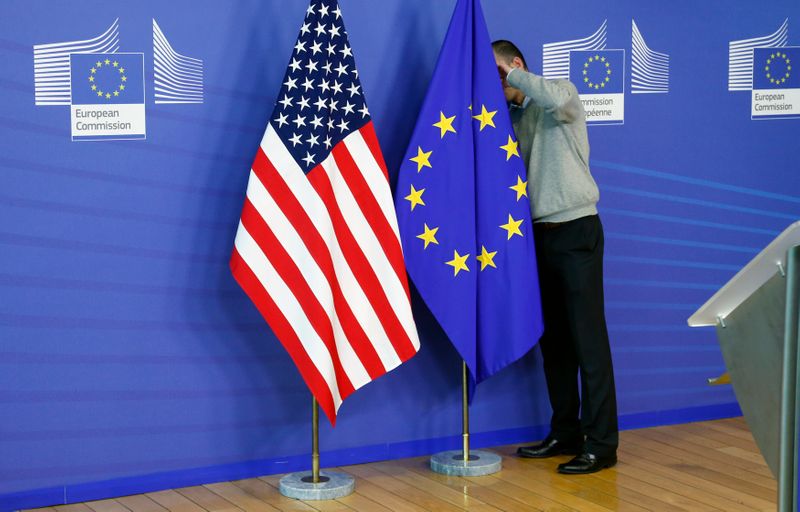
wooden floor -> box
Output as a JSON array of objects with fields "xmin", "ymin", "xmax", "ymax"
[{"xmin": 28, "ymin": 418, "xmax": 777, "ymax": 512}]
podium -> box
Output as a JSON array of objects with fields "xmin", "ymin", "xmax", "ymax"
[{"xmin": 688, "ymin": 221, "xmax": 800, "ymax": 511}]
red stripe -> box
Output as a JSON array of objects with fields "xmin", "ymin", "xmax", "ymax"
[
  {"xmin": 239, "ymin": 198, "xmax": 356, "ymax": 399},
  {"xmin": 251, "ymin": 150, "xmax": 388, "ymax": 380},
  {"xmin": 229, "ymin": 248, "xmax": 338, "ymax": 424},
  {"xmin": 308, "ymin": 162, "xmax": 418, "ymax": 363},
  {"xmin": 359, "ymin": 122, "xmax": 389, "ymax": 181},
  {"xmin": 332, "ymin": 141, "xmax": 411, "ymax": 301}
]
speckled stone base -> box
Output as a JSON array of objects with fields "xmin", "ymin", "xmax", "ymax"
[
  {"xmin": 278, "ymin": 471, "xmax": 355, "ymax": 500},
  {"xmin": 429, "ymin": 450, "xmax": 502, "ymax": 476}
]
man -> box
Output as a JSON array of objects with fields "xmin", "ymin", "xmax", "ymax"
[{"xmin": 492, "ymin": 40, "xmax": 618, "ymax": 474}]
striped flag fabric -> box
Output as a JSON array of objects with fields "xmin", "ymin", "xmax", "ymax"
[{"xmin": 230, "ymin": 0, "xmax": 420, "ymax": 424}]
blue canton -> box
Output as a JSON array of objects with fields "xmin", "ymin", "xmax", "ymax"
[{"xmin": 270, "ymin": 0, "xmax": 370, "ymax": 173}]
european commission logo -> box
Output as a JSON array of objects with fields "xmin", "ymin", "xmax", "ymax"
[
  {"xmin": 544, "ymin": 19, "xmax": 669, "ymax": 126},
  {"xmin": 569, "ymin": 50, "xmax": 624, "ymax": 125},
  {"xmin": 751, "ymin": 47, "xmax": 800, "ymax": 120},
  {"xmin": 33, "ymin": 18, "xmax": 204, "ymax": 141},
  {"xmin": 728, "ymin": 19, "xmax": 798, "ymax": 121},
  {"xmin": 70, "ymin": 53, "xmax": 145, "ymax": 141}
]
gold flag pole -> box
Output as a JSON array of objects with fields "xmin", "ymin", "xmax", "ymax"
[
  {"xmin": 311, "ymin": 396, "xmax": 321, "ymax": 483},
  {"xmin": 462, "ymin": 360, "xmax": 470, "ymax": 462},
  {"xmin": 280, "ymin": 394, "xmax": 354, "ymax": 499},
  {"xmin": 428, "ymin": 360, "xmax": 502, "ymax": 475}
]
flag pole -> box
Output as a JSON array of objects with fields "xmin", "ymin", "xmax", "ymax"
[
  {"xmin": 429, "ymin": 360, "xmax": 501, "ymax": 475},
  {"xmin": 311, "ymin": 396, "xmax": 321, "ymax": 483},
  {"xmin": 462, "ymin": 360, "xmax": 470, "ymax": 462},
  {"xmin": 279, "ymin": 393, "xmax": 354, "ymax": 499}
]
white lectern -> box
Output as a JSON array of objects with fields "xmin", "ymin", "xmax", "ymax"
[{"xmin": 689, "ymin": 220, "xmax": 800, "ymax": 512}]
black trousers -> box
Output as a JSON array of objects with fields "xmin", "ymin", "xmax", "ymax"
[{"xmin": 533, "ymin": 214, "xmax": 618, "ymax": 457}]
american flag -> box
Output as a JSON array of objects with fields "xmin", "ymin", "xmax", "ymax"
[{"xmin": 230, "ymin": 0, "xmax": 420, "ymax": 424}]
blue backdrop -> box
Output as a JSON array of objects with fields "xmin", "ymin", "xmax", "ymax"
[{"xmin": 1, "ymin": 1, "xmax": 798, "ymax": 509}]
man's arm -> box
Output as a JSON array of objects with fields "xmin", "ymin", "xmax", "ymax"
[{"xmin": 506, "ymin": 68, "xmax": 580, "ymax": 123}]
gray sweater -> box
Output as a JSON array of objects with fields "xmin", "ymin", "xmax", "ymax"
[{"xmin": 507, "ymin": 68, "xmax": 599, "ymax": 223}]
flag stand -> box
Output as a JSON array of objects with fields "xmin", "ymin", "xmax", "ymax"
[
  {"xmin": 278, "ymin": 396, "xmax": 355, "ymax": 500},
  {"xmin": 429, "ymin": 361, "xmax": 502, "ymax": 476}
]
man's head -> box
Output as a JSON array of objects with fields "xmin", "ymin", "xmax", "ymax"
[
  {"xmin": 492, "ymin": 40, "xmax": 528, "ymax": 106},
  {"xmin": 492, "ymin": 40, "xmax": 528, "ymax": 72}
]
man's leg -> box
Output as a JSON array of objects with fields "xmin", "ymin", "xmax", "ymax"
[
  {"xmin": 535, "ymin": 225, "xmax": 582, "ymax": 443},
  {"xmin": 560, "ymin": 216, "xmax": 618, "ymax": 458}
]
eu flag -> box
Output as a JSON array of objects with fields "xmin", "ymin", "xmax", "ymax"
[
  {"xmin": 395, "ymin": 0, "xmax": 543, "ymax": 388},
  {"xmin": 753, "ymin": 47, "xmax": 800, "ymax": 90},
  {"xmin": 70, "ymin": 53, "xmax": 145, "ymax": 105},
  {"xmin": 570, "ymin": 50, "xmax": 625, "ymax": 95}
]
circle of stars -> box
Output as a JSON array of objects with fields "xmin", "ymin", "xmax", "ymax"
[
  {"xmin": 88, "ymin": 58, "xmax": 127, "ymax": 100},
  {"xmin": 765, "ymin": 52, "xmax": 791, "ymax": 85},
  {"xmin": 404, "ymin": 103, "xmax": 528, "ymax": 277},
  {"xmin": 582, "ymin": 54, "xmax": 611, "ymax": 90}
]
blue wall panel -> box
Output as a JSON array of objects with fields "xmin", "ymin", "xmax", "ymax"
[{"xmin": 1, "ymin": 0, "xmax": 798, "ymax": 508}]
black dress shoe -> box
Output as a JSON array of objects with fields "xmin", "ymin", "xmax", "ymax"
[
  {"xmin": 516, "ymin": 437, "xmax": 582, "ymax": 458},
  {"xmin": 557, "ymin": 452, "xmax": 617, "ymax": 474}
]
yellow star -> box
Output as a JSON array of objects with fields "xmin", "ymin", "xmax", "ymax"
[
  {"xmin": 600, "ymin": 56, "xmax": 606, "ymax": 62},
  {"xmin": 605, "ymin": 62, "xmax": 610, "ymax": 68},
  {"xmin": 500, "ymin": 135, "xmax": 520, "ymax": 160},
  {"xmin": 476, "ymin": 246, "xmax": 497, "ymax": 271},
  {"xmin": 119, "ymin": 84, "xmax": 125, "ymax": 90},
  {"xmin": 97, "ymin": 90, "xmax": 103, "ymax": 97},
  {"xmin": 121, "ymin": 76, "xmax": 127, "ymax": 82},
  {"xmin": 113, "ymin": 90, "xmax": 119, "ymax": 96},
  {"xmin": 404, "ymin": 185, "xmax": 426, "ymax": 211},
  {"xmin": 91, "ymin": 84, "xmax": 97, "ymax": 91},
  {"xmin": 445, "ymin": 250, "xmax": 470, "ymax": 276},
  {"xmin": 472, "ymin": 104, "xmax": 497, "ymax": 131},
  {"xmin": 88, "ymin": 76, "xmax": 94, "ymax": 82},
  {"xmin": 113, "ymin": 61, "xmax": 119, "ymax": 67},
  {"xmin": 510, "ymin": 175, "xmax": 528, "ymax": 201},
  {"xmin": 416, "ymin": 223, "xmax": 439, "ymax": 249},
  {"xmin": 500, "ymin": 214, "xmax": 524, "ymax": 240},
  {"xmin": 90, "ymin": 67, "xmax": 97, "ymax": 74},
  {"xmin": 104, "ymin": 58, "xmax": 111, "ymax": 65},
  {"xmin": 433, "ymin": 112, "xmax": 457, "ymax": 138},
  {"xmin": 119, "ymin": 67, "xmax": 125, "ymax": 74},
  {"xmin": 409, "ymin": 146, "xmax": 432, "ymax": 172},
  {"xmin": 105, "ymin": 92, "xmax": 111, "ymax": 99},
  {"xmin": 95, "ymin": 61, "xmax": 101, "ymax": 67}
]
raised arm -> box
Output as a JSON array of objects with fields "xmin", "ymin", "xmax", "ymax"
[{"xmin": 506, "ymin": 68, "xmax": 580, "ymax": 123}]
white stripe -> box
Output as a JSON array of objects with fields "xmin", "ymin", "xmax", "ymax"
[
  {"xmin": 321, "ymin": 153, "xmax": 420, "ymax": 353},
  {"xmin": 244, "ymin": 171, "xmax": 372, "ymax": 389},
  {"xmin": 344, "ymin": 130, "xmax": 402, "ymax": 239},
  {"xmin": 153, "ymin": 19, "xmax": 204, "ymax": 104},
  {"xmin": 343, "ymin": 131, "xmax": 420, "ymax": 350},
  {"xmin": 234, "ymin": 222, "xmax": 343, "ymax": 410},
  {"xmin": 261, "ymin": 126, "xmax": 405, "ymax": 374}
]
